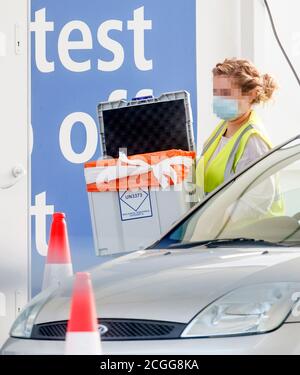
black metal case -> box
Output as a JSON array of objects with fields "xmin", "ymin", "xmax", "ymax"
[{"xmin": 97, "ymin": 91, "xmax": 195, "ymax": 158}]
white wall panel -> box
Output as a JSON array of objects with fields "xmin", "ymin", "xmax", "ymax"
[{"xmin": 0, "ymin": 0, "xmax": 30, "ymax": 345}]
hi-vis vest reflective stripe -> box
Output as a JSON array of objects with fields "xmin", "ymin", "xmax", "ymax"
[{"xmin": 196, "ymin": 119, "xmax": 285, "ymax": 217}]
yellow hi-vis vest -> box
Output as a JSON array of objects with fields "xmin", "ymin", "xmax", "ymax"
[{"xmin": 196, "ymin": 112, "xmax": 285, "ymax": 217}]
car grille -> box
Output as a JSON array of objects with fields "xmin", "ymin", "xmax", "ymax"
[{"xmin": 31, "ymin": 319, "xmax": 186, "ymax": 341}]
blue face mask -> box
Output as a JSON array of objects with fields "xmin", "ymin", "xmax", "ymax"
[{"xmin": 213, "ymin": 96, "xmax": 239, "ymax": 121}]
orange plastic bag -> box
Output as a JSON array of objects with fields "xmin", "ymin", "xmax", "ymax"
[{"xmin": 84, "ymin": 149, "xmax": 196, "ymax": 192}]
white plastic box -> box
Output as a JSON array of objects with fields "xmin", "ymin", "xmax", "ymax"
[
  {"xmin": 86, "ymin": 182, "xmax": 195, "ymax": 255},
  {"xmin": 85, "ymin": 91, "xmax": 196, "ymax": 256}
]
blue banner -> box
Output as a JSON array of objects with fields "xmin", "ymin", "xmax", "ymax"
[{"xmin": 30, "ymin": 0, "xmax": 197, "ymax": 296}]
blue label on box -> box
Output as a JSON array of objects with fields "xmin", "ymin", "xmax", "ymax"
[{"xmin": 118, "ymin": 188, "xmax": 152, "ymax": 221}]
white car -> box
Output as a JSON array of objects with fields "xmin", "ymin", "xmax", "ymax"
[{"xmin": 2, "ymin": 135, "xmax": 300, "ymax": 355}]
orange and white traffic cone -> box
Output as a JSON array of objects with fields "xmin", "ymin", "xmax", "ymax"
[
  {"xmin": 65, "ymin": 272, "xmax": 102, "ymax": 355},
  {"xmin": 42, "ymin": 212, "xmax": 73, "ymax": 290}
]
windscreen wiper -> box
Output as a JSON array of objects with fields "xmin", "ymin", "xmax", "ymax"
[{"xmin": 167, "ymin": 237, "xmax": 291, "ymax": 249}]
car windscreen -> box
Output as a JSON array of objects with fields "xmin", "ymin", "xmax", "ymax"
[{"xmin": 151, "ymin": 150, "xmax": 300, "ymax": 249}]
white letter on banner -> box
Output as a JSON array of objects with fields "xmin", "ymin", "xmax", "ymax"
[
  {"xmin": 108, "ymin": 89, "xmax": 127, "ymax": 101},
  {"xmin": 30, "ymin": 8, "xmax": 55, "ymax": 73},
  {"xmin": 135, "ymin": 89, "xmax": 153, "ymax": 97},
  {"xmin": 108, "ymin": 89, "xmax": 153, "ymax": 101},
  {"xmin": 59, "ymin": 112, "xmax": 98, "ymax": 163},
  {"xmin": 0, "ymin": 293, "xmax": 6, "ymax": 317},
  {"xmin": 127, "ymin": 7, "xmax": 153, "ymax": 71},
  {"xmin": 97, "ymin": 20, "xmax": 124, "ymax": 72},
  {"xmin": 30, "ymin": 192, "xmax": 54, "ymax": 257},
  {"xmin": 58, "ymin": 21, "xmax": 92, "ymax": 72}
]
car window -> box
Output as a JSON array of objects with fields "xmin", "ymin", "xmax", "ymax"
[{"xmin": 154, "ymin": 150, "xmax": 300, "ymax": 248}]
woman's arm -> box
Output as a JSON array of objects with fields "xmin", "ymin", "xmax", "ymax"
[
  {"xmin": 232, "ymin": 134, "xmax": 270, "ymax": 175},
  {"xmin": 227, "ymin": 134, "xmax": 276, "ymax": 223}
]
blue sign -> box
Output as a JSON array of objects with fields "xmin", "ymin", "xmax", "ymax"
[{"xmin": 30, "ymin": 0, "xmax": 197, "ymax": 296}]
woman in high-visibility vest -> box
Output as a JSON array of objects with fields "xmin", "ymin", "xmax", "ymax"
[{"xmin": 196, "ymin": 58, "xmax": 284, "ymax": 217}]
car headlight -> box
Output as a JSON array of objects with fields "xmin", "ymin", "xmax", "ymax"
[
  {"xmin": 10, "ymin": 287, "xmax": 58, "ymax": 338},
  {"xmin": 181, "ymin": 282, "xmax": 300, "ymax": 338}
]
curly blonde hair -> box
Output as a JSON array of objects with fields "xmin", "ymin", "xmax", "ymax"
[{"xmin": 213, "ymin": 58, "xmax": 278, "ymax": 104}]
